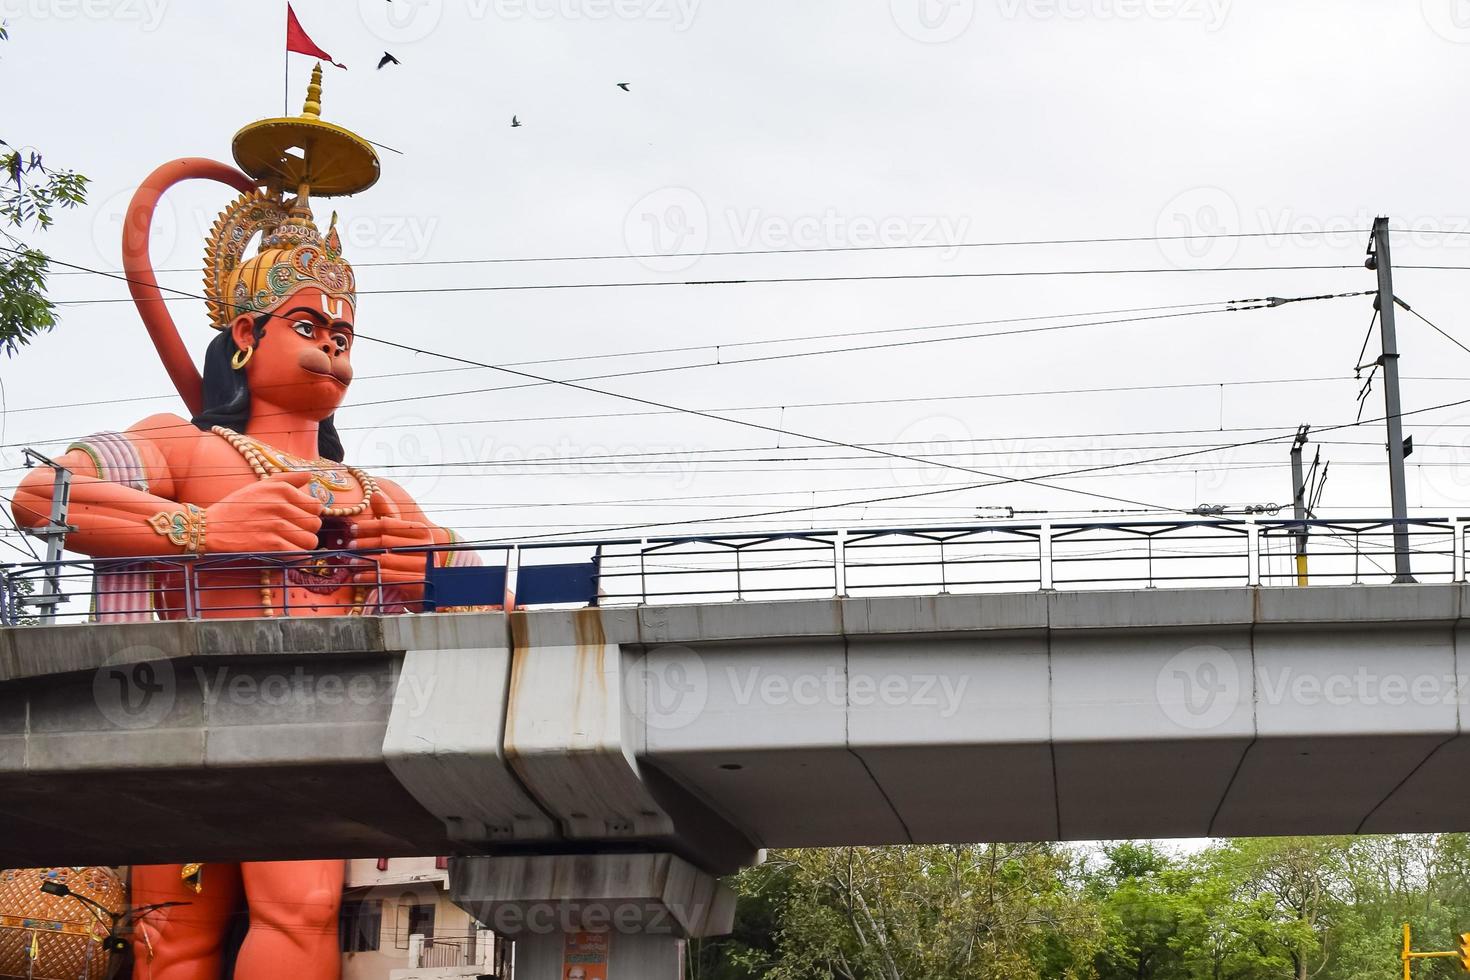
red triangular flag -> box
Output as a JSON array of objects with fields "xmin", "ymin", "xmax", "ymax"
[{"xmin": 286, "ymin": 3, "xmax": 346, "ymax": 69}]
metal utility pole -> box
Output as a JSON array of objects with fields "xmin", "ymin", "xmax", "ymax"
[
  {"xmin": 1366, "ymin": 217, "xmax": 1414, "ymax": 582},
  {"xmin": 21, "ymin": 450, "xmax": 72, "ymax": 624},
  {"xmin": 1290, "ymin": 425, "xmax": 1310, "ymax": 587},
  {"xmin": 1399, "ymin": 923, "xmax": 1470, "ymax": 980}
]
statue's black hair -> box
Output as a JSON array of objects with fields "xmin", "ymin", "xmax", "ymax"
[{"xmin": 191, "ymin": 315, "xmax": 344, "ymax": 462}]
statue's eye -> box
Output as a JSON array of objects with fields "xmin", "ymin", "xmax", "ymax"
[
  {"xmin": 331, "ymin": 333, "xmax": 350, "ymax": 353},
  {"xmin": 294, "ymin": 322, "xmax": 316, "ymax": 339}
]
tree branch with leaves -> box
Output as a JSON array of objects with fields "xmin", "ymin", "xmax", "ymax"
[{"xmin": 0, "ymin": 23, "xmax": 90, "ymax": 357}]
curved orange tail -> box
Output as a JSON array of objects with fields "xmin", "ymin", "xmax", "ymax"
[{"xmin": 121, "ymin": 158, "xmax": 255, "ymax": 416}]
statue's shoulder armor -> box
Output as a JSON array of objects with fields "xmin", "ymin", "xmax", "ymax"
[{"xmin": 67, "ymin": 415, "xmax": 188, "ymax": 494}]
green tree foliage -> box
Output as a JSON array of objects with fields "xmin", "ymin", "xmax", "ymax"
[
  {"xmin": 0, "ymin": 23, "xmax": 89, "ymax": 357},
  {"xmin": 697, "ymin": 844, "xmax": 1101, "ymax": 980},
  {"xmin": 697, "ymin": 836, "xmax": 1470, "ymax": 980},
  {"xmin": 1088, "ymin": 842, "xmax": 1193, "ymax": 980}
]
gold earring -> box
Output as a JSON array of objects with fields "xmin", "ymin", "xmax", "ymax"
[{"xmin": 231, "ymin": 346, "xmax": 254, "ymax": 370}]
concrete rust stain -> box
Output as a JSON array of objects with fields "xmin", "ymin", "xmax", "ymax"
[
  {"xmin": 573, "ymin": 607, "xmax": 607, "ymax": 651},
  {"xmin": 504, "ymin": 611, "xmax": 531, "ymax": 761},
  {"xmin": 569, "ymin": 608, "xmax": 608, "ymax": 743}
]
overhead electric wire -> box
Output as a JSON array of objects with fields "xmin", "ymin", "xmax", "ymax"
[
  {"xmin": 467, "ymin": 393, "xmax": 1470, "ymax": 543},
  {"xmin": 11, "ymin": 434, "xmax": 1447, "ymax": 476},
  {"xmin": 11, "ymin": 365, "xmax": 1424, "ymax": 452},
  {"xmin": 1354, "ymin": 308, "xmax": 1378, "ymax": 373},
  {"xmin": 360, "ymin": 309, "xmax": 1401, "ymax": 513},
  {"xmin": 5, "ymin": 371, "xmax": 1433, "ymax": 453},
  {"xmin": 6, "ymin": 254, "xmax": 1201, "ymax": 511},
  {"xmin": 47, "ymin": 225, "xmax": 1374, "ymax": 277},
  {"xmin": 1308, "ymin": 461, "xmax": 1330, "ymax": 517},
  {"xmin": 0, "ymin": 260, "xmax": 1297, "ymax": 513},
  {"xmin": 48, "ymin": 263, "xmax": 1368, "ymax": 305},
  {"xmin": 2, "ymin": 298, "xmax": 1244, "ymax": 416},
  {"xmin": 0, "ymin": 423, "xmax": 1399, "ymax": 508},
  {"xmin": 11, "ymin": 249, "xmax": 1370, "ymax": 417},
  {"xmin": 13, "ymin": 454, "xmax": 1470, "ymax": 488},
  {"xmin": 0, "ymin": 252, "xmax": 1399, "ymax": 529},
  {"xmin": 1397, "ymin": 296, "xmax": 1470, "ymax": 358},
  {"xmin": 3, "ymin": 252, "xmax": 1370, "ymax": 453},
  {"xmin": 0, "ymin": 303, "xmax": 1262, "ymax": 421}
]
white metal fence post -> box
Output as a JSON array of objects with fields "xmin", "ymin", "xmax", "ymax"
[
  {"xmin": 1247, "ymin": 520, "xmax": 1260, "ymax": 587},
  {"xmin": 1455, "ymin": 520, "xmax": 1465, "ymax": 584},
  {"xmin": 834, "ymin": 530, "xmax": 848, "ymax": 598},
  {"xmin": 1040, "ymin": 524, "xmax": 1053, "ymax": 591}
]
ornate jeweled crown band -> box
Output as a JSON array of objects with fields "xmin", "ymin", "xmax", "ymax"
[{"xmin": 202, "ymin": 192, "xmax": 355, "ymax": 330}]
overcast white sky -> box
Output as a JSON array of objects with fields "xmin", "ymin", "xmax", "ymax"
[{"xmin": 8, "ymin": 0, "xmax": 1470, "ymax": 557}]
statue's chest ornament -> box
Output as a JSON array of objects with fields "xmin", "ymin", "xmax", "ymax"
[
  {"xmin": 210, "ymin": 426, "xmax": 385, "ymax": 618},
  {"xmin": 212, "ymin": 426, "xmax": 379, "ymax": 517}
]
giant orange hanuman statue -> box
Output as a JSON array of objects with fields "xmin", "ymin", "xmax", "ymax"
[{"xmin": 11, "ymin": 67, "xmax": 474, "ymax": 980}]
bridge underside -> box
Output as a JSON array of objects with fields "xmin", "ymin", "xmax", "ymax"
[{"xmin": 0, "ymin": 585, "xmax": 1465, "ymax": 872}]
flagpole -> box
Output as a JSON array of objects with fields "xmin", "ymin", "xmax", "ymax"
[{"xmin": 283, "ymin": 1, "xmax": 289, "ymax": 115}]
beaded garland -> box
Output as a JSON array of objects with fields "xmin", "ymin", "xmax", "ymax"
[{"xmin": 211, "ymin": 426, "xmax": 379, "ymax": 615}]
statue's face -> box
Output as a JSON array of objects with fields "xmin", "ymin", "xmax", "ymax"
[{"xmin": 230, "ymin": 285, "xmax": 355, "ymax": 420}]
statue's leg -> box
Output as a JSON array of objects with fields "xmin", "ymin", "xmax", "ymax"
[
  {"xmin": 233, "ymin": 860, "xmax": 345, "ymax": 980},
  {"xmin": 131, "ymin": 863, "xmax": 243, "ymax": 980}
]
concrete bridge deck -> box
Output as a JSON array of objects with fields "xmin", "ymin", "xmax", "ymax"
[{"xmin": 0, "ymin": 583, "xmax": 1466, "ymax": 873}]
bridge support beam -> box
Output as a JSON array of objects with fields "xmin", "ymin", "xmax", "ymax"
[{"xmin": 448, "ymin": 853, "xmax": 736, "ymax": 980}]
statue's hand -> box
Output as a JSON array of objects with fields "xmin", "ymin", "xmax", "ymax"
[
  {"xmin": 351, "ymin": 492, "xmax": 436, "ymax": 585},
  {"xmin": 204, "ymin": 471, "xmax": 324, "ymax": 554}
]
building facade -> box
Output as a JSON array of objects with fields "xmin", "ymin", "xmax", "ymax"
[{"xmin": 340, "ymin": 858, "xmax": 503, "ymax": 980}]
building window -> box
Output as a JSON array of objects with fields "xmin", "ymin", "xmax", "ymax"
[
  {"xmin": 340, "ymin": 900, "xmax": 381, "ymax": 953},
  {"xmin": 406, "ymin": 903, "xmax": 435, "ymax": 940}
]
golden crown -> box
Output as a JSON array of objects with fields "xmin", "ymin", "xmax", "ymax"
[
  {"xmin": 203, "ymin": 192, "xmax": 355, "ymax": 329},
  {"xmin": 202, "ymin": 64, "xmax": 378, "ymax": 329}
]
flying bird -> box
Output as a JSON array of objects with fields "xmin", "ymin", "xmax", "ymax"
[
  {"xmin": 377, "ymin": 52, "xmax": 399, "ymax": 69},
  {"xmin": 617, "ymin": 82, "xmax": 630, "ymax": 91},
  {"xmin": 511, "ymin": 115, "xmax": 522, "ymax": 128}
]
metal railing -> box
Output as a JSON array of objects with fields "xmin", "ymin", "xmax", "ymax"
[
  {"xmin": 0, "ymin": 550, "xmax": 388, "ymax": 625},
  {"xmin": 1, "ymin": 517, "xmax": 1464, "ymax": 626},
  {"xmin": 584, "ymin": 517, "xmax": 1464, "ymax": 604},
  {"xmin": 404, "ymin": 932, "xmax": 479, "ymax": 970},
  {"xmin": 419, "ymin": 936, "xmax": 473, "ymax": 969}
]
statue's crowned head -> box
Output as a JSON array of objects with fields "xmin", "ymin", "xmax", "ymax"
[
  {"xmin": 203, "ymin": 62, "xmax": 374, "ymax": 333},
  {"xmin": 189, "ymin": 63, "xmax": 381, "ymax": 459}
]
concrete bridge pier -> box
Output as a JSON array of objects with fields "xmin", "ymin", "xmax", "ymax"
[{"xmin": 448, "ymin": 853, "xmax": 737, "ymax": 980}]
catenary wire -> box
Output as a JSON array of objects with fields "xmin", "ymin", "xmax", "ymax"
[
  {"xmin": 464, "ymin": 394, "xmax": 1470, "ymax": 542},
  {"xmin": 48, "ymin": 263, "xmax": 1368, "ymax": 304},
  {"xmin": 7, "ymin": 369, "xmax": 1413, "ymax": 452},
  {"xmin": 0, "ymin": 298, "xmax": 1248, "ymax": 416},
  {"xmin": 45, "ymin": 226, "xmax": 1376, "ymax": 276}
]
